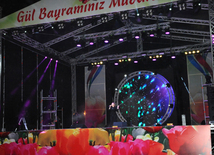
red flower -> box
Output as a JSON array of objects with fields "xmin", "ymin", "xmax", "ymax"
[
  {"xmin": 162, "ymin": 125, "xmax": 211, "ymax": 154},
  {"xmin": 143, "ymin": 126, "xmax": 163, "ymax": 133},
  {"xmin": 0, "ymin": 142, "xmax": 38, "ymax": 155},
  {"xmin": 87, "ymin": 145, "xmax": 109, "ymax": 155},
  {"xmin": 147, "ymin": 140, "xmax": 165, "ymax": 155},
  {"xmin": 121, "ymin": 134, "xmax": 133, "ymax": 142},
  {"xmin": 18, "ymin": 138, "xmax": 28, "ymax": 144}
]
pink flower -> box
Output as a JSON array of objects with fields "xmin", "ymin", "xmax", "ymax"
[
  {"xmin": 37, "ymin": 146, "xmax": 59, "ymax": 155},
  {"xmin": 87, "ymin": 145, "xmax": 109, "ymax": 155},
  {"xmin": 162, "ymin": 126, "xmax": 211, "ymax": 154}
]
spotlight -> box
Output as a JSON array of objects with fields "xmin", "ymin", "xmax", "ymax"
[
  {"xmin": 100, "ymin": 61, "xmax": 103, "ymax": 64},
  {"xmin": 150, "ymin": 33, "xmax": 154, "ymax": 37},
  {"xmin": 193, "ymin": 0, "xmax": 201, "ymax": 13},
  {"xmin": 45, "ymin": 56, "xmax": 47, "ymax": 59},
  {"xmin": 114, "ymin": 63, "xmax": 119, "ymax": 66},
  {"xmin": 89, "ymin": 41, "xmax": 94, "ymax": 45},
  {"xmin": 149, "ymin": 56, "xmax": 152, "ymax": 59},
  {"xmin": 160, "ymin": 55, "xmax": 162, "ymax": 58},
  {"xmin": 50, "ymin": 58, "xmax": 53, "ymax": 61},
  {"xmin": 189, "ymin": 51, "xmax": 192, "ymax": 54},
  {"xmin": 192, "ymin": 51, "xmax": 196, "ymax": 54},
  {"xmin": 56, "ymin": 60, "xmax": 58, "ymax": 62},
  {"xmin": 178, "ymin": 1, "xmax": 186, "ymax": 11},
  {"xmin": 128, "ymin": 58, "xmax": 131, "ymax": 61},
  {"xmin": 91, "ymin": 63, "xmax": 94, "ymax": 65},
  {"xmin": 185, "ymin": 52, "xmax": 188, "ymax": 55},
  {"xmin": 119, "ymin": 59, "xmax": 122, "ymax": 62},
  {"xmin": 121, "ymin": 11, "xmax": 128, "ymax": 20},
  {"xmin": 165, "ymin": 28, "xmax": 170, "ymax": 35},
  {"xmin": 135, "ymin": 35, "xmax": 140, "ymax": 39},
  {"xmin": 12, "ymin": 30, "xmax": 19, "ymax": 36},
  {"xmin": 152, "ymin": 58, "xmax": 156, "ymax": 61},
  {"xmin": 38, "ymin": 26, "xmax": 44, "ymax": 32},
  {"xmin": 104, "ymin": 40, "xmax": 109, "ymax": 44},
  {"xmin": 197, "ymin": 50, "xmax": 200, "ymax": 53},
  {"xmin": 115, "ymin": 88, "xmax": 118, "ymax": 91},
  {"xmin": 77, "ymin": 19, "xmax": 84, "ymax": 27},
  {"xmin": 166, "ymin": 83, "xmax": 171, "ymax": 87},
  {"xmin": 156, "ymin": 55, "xmax": 159, "ymax": 58},
  {"xmin": 167, "ymin": 4, "xmax": 174, "ymax": 18},
  {"xmin": 97, "ymin": 65, "xmax": 100, "ymax": 67},
  {"xmin": 77, "ymin": 43, "xmax": 81, "ymax": 47},
  {"xmin": 124, "ymin": 74, "xmax": 127, "ymax": 77},
  {"xmin": 101, "ymin": 15, "xmax": 108, "ymax": 23},
  {"xmin": 171, "ymin": 56, "xmax": 176, "ymax": 59},
  {"xmin": 58, "ymin": 23, "xmax": 64, "ymax": 29},
  {"xmin": 145, "ymin": 8, "xmax": 153, "ymax": 17},
  {"xmin": 119, "ymin": 38, "xmax": 124, "ymax": 42},
  {"xmin": 169, "ymin": 104, "xmax": 173, "ymax": 108},
  {"xmin": 134, "ymin": 60, "xmax": 138, "ymax": 63}
]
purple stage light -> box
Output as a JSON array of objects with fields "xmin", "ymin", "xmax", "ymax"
[
  {"xmin": 45, "ymin": 56, "xmax": 47, "ymax": 59},
  {"xmin": 11, "ymin": 57, "xmax": 46, "ymax": 96},
  {"xmin": 50, "ymin": 58, "xmax": 53, "ymax": 61},
  {"xmin": 135, "ymin": 36, "xmax": 140, "ymax": 39},
  {"xmin": 77, "ymin": 44, "xmax": 81, "ymax": 47},
  {"xmin": 56, "ymin": 60, "xmax": 58, "ymax": 62},
  {"xmin": 104, "ymin": 40, "xmax": 109, "ymax": 43},
  {"xmin": 165, "ymin": 31, "xmax": 170, "ymax": 35},
  {"xmin": 171, "ymin": 56, "xmax": 176, "ymax": 59},
  {"xmin": 134, "ymin": 61, "xmax": 138, "ymax": 63},
  {"xmin": 122, "ymin": 56, "xmax": 127, "ymax": 59},
  {"xmin": 97, "ymin": 65, "xmax": 100, "ymax": 67},
  {"xmin": 150, "ymin": 34, "xmax": 154, "ymax": 37},
  {"xmin": 115, "ymin": 63, "xmax": 119, "ymax": 66},
  {"xmin": 90, "ymin": 42, "xmax": 94, "ymax": 45},
  {"xmin": 119, "ymin": 38, "xmax": 123, "ymax": 42},
  {"xmin": 152, "ymin": 58, "xmax": 156, "ymax": 61},
  {"xmin": 19, "ymin": 59, "xmax": 52, "ymax": 120}
]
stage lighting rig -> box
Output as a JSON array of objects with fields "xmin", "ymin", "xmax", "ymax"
[
  {"xmin": 58, "ymin": 23, "xmax": 64, "ymax": 29},
  {"xmin": 77, "ymin": 19, "xmax": 84, "ymax": 27},
  {"xmin": 145, "ymin": 8, "xmax": 153, "ymax": 17},
  {"xmin": 101, "ymin": 15, "xmax": 108, "ymax": 23},
  {"xmin": 120, "ymin": 11, "xmax": 128, "ymax": 20},
  {"xmin": 177, "ymin": 1, "xmax": 186, "ymax": 11}
]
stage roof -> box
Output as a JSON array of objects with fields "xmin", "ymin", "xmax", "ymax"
[{"xmin": 0, "ymin": 0, "xmax": 211, "ymax": 66}]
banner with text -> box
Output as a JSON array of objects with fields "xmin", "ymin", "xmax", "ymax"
[{"xmin": 0, "ymin": 0, "xmax": 177, "ymax": 30}]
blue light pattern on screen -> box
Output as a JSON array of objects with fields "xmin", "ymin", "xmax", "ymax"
[{"xmin": 117, "ymin": 71, "xmax": 175, "ymax": 126}]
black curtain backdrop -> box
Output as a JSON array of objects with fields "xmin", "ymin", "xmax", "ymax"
[{"xmin": 3, "ymin": 40, "xmax": 71, "ymax": 131}]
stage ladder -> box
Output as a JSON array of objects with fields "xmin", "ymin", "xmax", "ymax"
[{"xmin": 40, "ymin": 89, "xmax": 57, "ymax": 130}]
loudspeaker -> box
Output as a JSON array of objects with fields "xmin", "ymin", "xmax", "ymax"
[
  {"xmin": 207, "ymin": 86, "xmax": 214, "ymax": 121},
  {"xmin": 113, "ymin": 122, "xmax": 127, "ymax": 127}
]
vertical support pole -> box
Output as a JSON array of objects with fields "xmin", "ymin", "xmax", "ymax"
[
  {"xmin": 71, "ymin": 64, "xmax": 77, "ymax": 125},
  {"xmin": 137, "ymin": 32, "xmax": 143, "ymax": 53},
  {"xmin": 0, "ymin": 6, "xmax": 3, "ymax": 131},
  {"xmin": 208, "ymin": 0, "xmax": 214, "ymax": 79},
  {"xmin": 21, "ymin": 47, "xmax": 23, "ymax": 103},
  {"xmin": 40, "ymin": 90, "xmax": 43, "ymax": 130},
  {"xmin": 36, "ymin": 54, "xmax": 39, "ymax": 130}
]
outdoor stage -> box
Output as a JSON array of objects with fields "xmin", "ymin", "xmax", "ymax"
[{"xmin": 0, "ymin": 125, "xmax": 212, "ymax": 155}]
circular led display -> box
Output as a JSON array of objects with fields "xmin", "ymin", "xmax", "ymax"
[{"xmin": 114, "ymin": 71, "xmax": 175, "ymax": 126}]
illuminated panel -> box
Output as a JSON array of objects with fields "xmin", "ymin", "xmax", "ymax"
[{"xmin": 114, "ymin": 71, "xmax": 175, "ymax": 126}]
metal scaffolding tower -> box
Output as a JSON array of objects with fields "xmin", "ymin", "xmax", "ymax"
[{"xmin": 40, "ymin": 89, "xmax": 57, "ymax": 130}]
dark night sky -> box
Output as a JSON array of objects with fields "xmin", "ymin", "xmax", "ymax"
[{"xmin": 0, "ymin": 0, "xmax": 40, "ymax": 17}]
